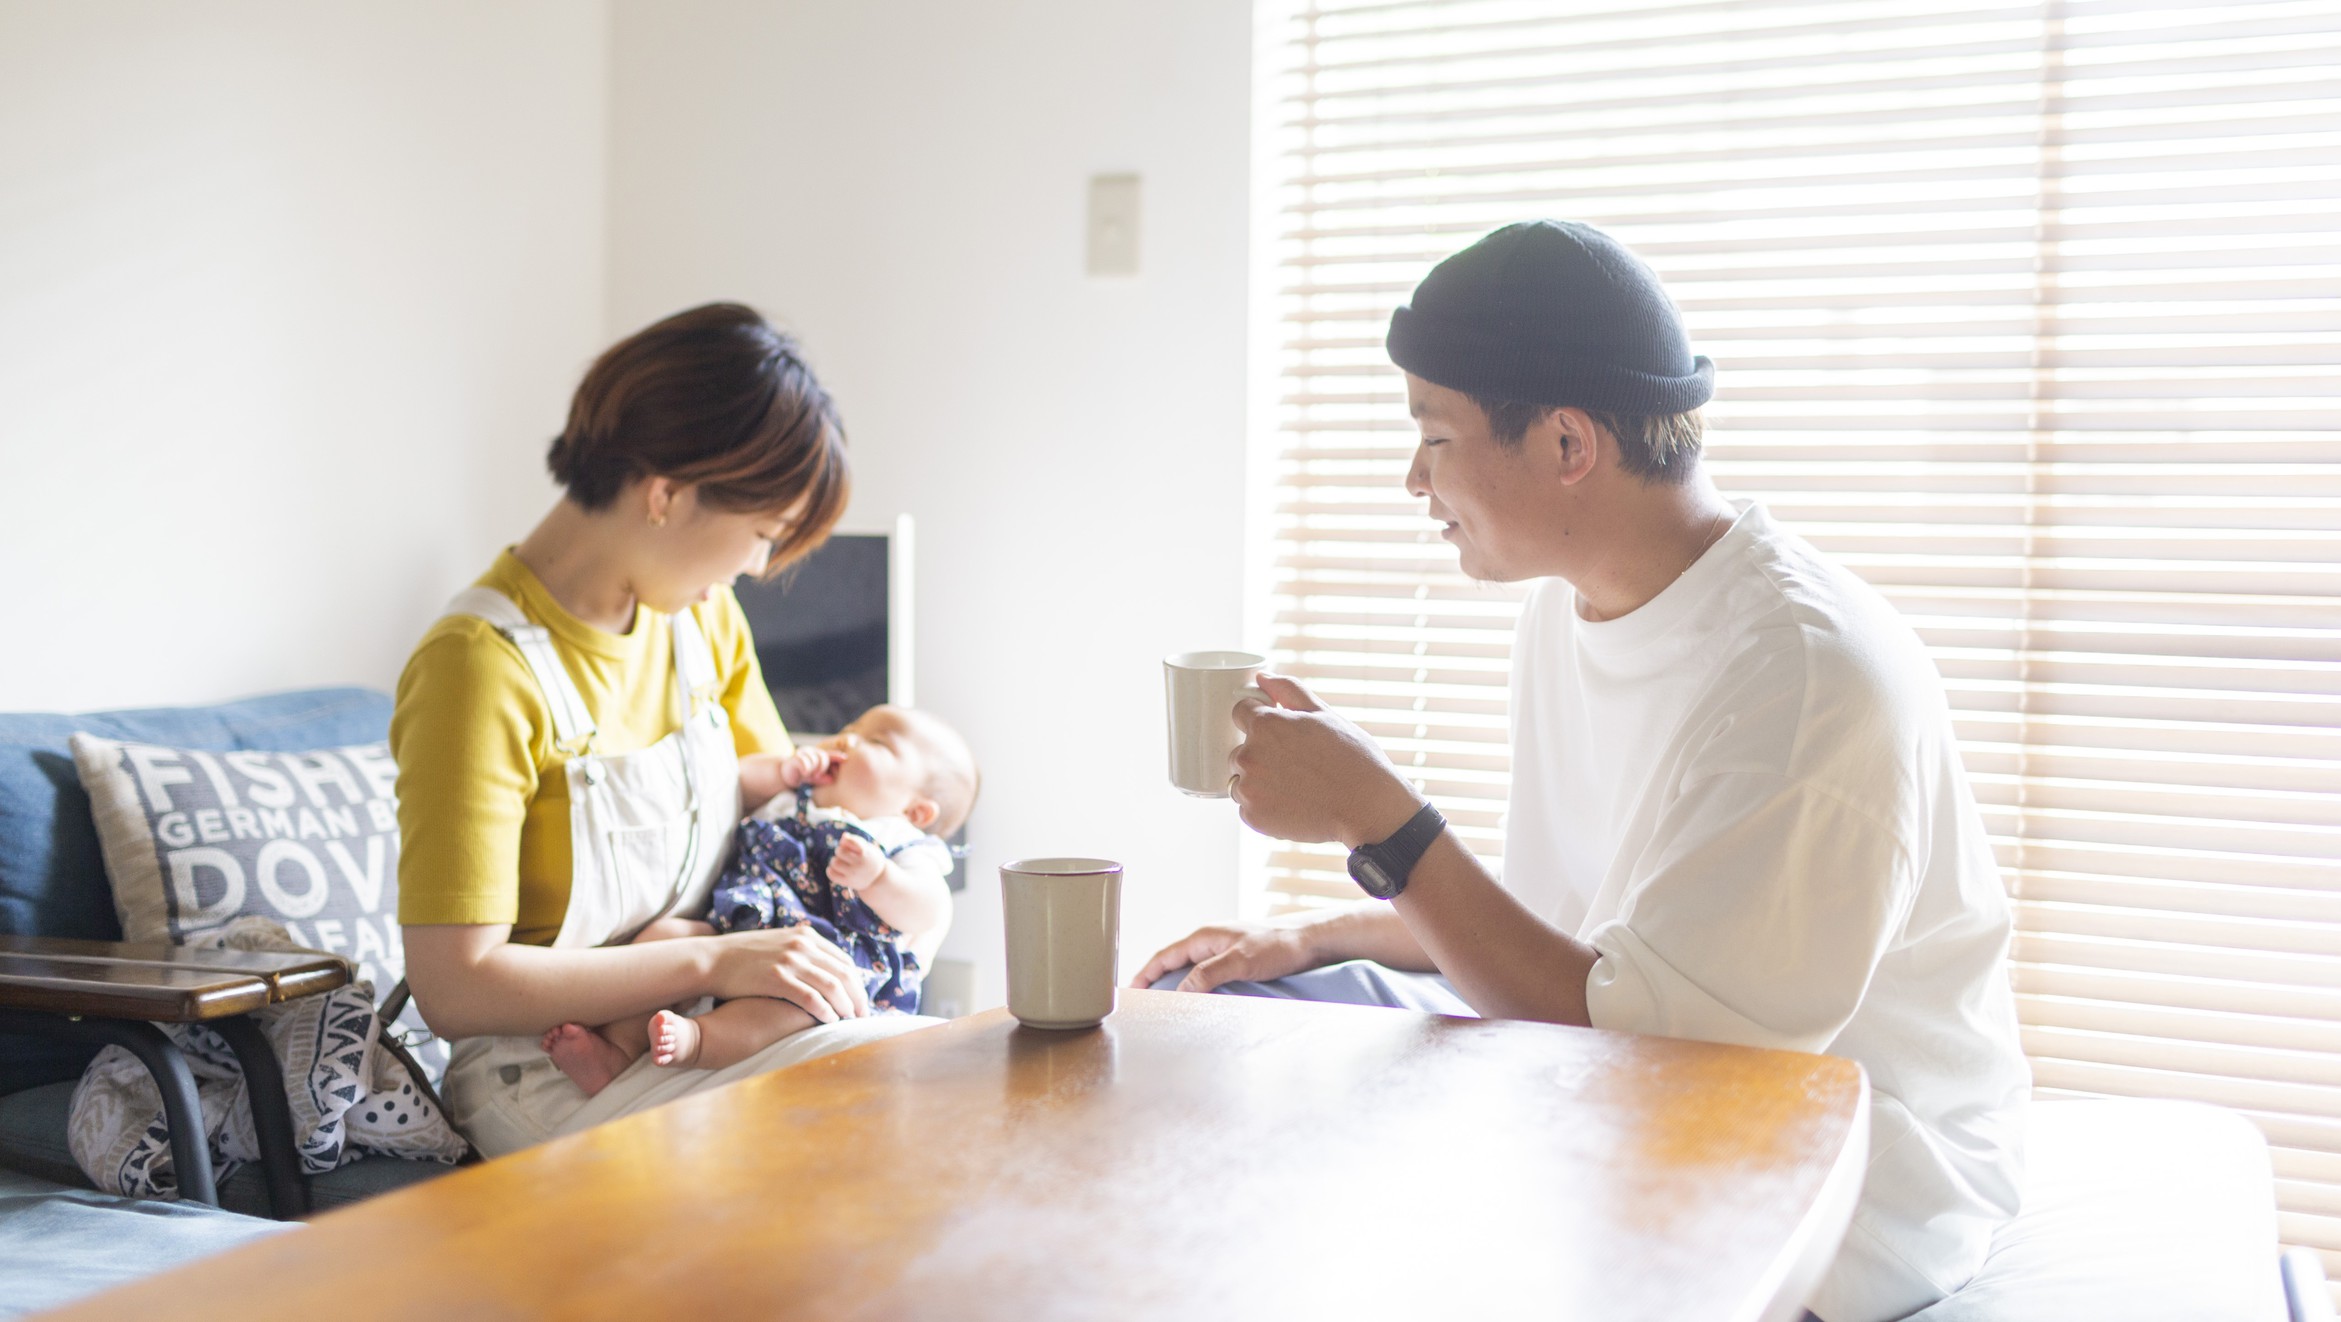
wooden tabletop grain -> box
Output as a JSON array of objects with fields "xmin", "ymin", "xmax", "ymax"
[{"xmin": 49, "ymin": 989, "xmax": 1867, "ymax": 1322}]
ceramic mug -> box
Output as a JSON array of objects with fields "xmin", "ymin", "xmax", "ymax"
[
  {"xmin": 1000, "ymin": 857, "xmax": 1123, "ymax": 1030},
  {"xmin": 1164, "ymin": 650, "xmax": 1268, "ymax": 798}
]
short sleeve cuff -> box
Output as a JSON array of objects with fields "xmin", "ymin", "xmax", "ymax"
[
  {"xmin": 886, "ymin": 837, "xmax": 955, "ymax": 878},
  {"xmin": 1584, "ymin": 919, "xmax": 1800, "ymax": 1051},
  {"xmin": 396, "ymin": 895, "xmax": 520, "ymax": 927}
]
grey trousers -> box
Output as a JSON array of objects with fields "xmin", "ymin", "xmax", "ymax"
[{"xmin": 1146, "ymin": 957, "xmax": 1478, "ymax": 1016}]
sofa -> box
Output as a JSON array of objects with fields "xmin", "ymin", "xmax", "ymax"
[
  {"xmin": 1906, "ymin": 1097, "xmax": 2315, "ymax": 1322},
  {"xmin": 0, "ymin": 1165, "xmax": 293, "ymax": 1319},
  {"xmin": 0, "ymin": 687, "xmax": 451, "ymax": 1217}
]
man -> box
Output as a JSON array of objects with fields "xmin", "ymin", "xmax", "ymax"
[{"xmin": 1137, "ymin": 221, "xmax": 2028, "ymax": 1322}]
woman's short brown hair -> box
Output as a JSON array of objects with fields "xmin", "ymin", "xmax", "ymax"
[{"xmin": 549, "ymin": 303, "xmax": 848, "ymax": 576}]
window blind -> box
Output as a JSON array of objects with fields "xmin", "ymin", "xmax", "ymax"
[{"xmin": 1263, "ymin": 0, "xmax": 2341, "ymax": 1296}]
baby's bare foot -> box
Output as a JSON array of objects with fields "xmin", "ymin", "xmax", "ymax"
[
  {"xmin": 541, "ymin": 1022, "xmax": 631, "ymax": 1097},
  {"xmin": 648, "ymin": 1010, "xmax": 704, "ymax": 1069}
]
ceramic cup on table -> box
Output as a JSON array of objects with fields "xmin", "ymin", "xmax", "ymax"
[
  {"xmin": 1163, "ymin": 650, "xmax": 1269, "ymax": 798},
  {"xmin": 1000, "ymin": 857, "xmax": 1123, "ymax": 1030}
]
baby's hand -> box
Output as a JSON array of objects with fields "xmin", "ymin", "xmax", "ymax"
[
  {"xmin": 827, "ymin": 834, "xmax": 885, "ymax": 892},
  {"xmin": 741, "ymin": 747, "xmax": 836, "ymax": 817},
  {"xmin": 779, "ymin": 745, "xmax": 835, "ymax": 789}
]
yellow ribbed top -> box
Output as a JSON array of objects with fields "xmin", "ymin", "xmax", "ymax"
[{"xmin": 391, "ymin": 550, "xmax": 788, "ymax": 944}]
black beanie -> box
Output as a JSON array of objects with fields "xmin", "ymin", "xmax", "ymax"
[{"xmin": 1385, "ymin": 220, "xmax": 1713, "ymax": 415}]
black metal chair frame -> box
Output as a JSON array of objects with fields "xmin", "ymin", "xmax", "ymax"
[{"xmin": 0, "ymin": 1007, "xmax": 307, "ymax": 1219}]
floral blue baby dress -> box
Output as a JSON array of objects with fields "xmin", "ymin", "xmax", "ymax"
[{"xmin": 706, "ymin": 787, "xmax": 944, "ymax": 1013}]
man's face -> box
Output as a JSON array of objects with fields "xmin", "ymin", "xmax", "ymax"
[{"xmin": 1402, "ymin": 373, "xmax": 1567, "ymax": 583}]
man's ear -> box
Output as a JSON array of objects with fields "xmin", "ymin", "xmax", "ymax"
[
  {"xmin": 904, "ymin": 798, "xmax": 940, "ymax": 831},
  {"xmin": 1531, "ymin": 407, "xmax": 1603, "ymax": 487}
]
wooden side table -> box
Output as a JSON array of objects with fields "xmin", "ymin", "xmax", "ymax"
[{"xmin": 0, "ymin": 935, "xmax": 350, "ymax": 1218}]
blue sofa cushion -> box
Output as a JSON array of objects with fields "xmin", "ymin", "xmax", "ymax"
[
  {"xmin": 0, "ymin": 688, "xmax": 392, "ymax": 1089},
  {"xmin": 0, "ymin": 1164, "xmax": 294, "ymax": 1318}
]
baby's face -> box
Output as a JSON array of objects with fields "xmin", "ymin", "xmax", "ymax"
[{"xmin": 810, "ymin": 706, "xmax": 933, "ymax": 822}]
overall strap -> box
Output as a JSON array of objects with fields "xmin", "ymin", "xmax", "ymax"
[
  {"xmin": 646, "ymin": 604, "xmax": 729, "ymax": 939},
  {"xmin": 669, "ymin": 606, "xmax": 721, "ymax": 708},
  {"xmin": 443, "ymin": 587, "xmax": 598, "ymax": 755}
]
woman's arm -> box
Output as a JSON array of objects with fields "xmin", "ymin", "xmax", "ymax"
[{"xmin": 404, "ymin": 920, "xmax": 872, "ymax": 1039}]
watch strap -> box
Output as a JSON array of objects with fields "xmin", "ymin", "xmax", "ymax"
[{"xmin": 1352, "ymin": 801, "xmax": 1445, "ymax": 899}]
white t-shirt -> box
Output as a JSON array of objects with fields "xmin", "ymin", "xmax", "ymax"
[{"xmin": 1502, "ymin": 502, "xmax": 2029, "ymax": 1322}]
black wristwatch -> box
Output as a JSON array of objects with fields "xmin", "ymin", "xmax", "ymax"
[{"xmin": 1346, "ymin": 802, "xmax": 1446, "ymax": 901}]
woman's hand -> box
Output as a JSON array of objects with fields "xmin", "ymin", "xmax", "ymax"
[
  {"xmin": 1231, "ymin": 674, "xmax": 1424, "ymax": 848},
  {"xmin": 708, "ymin": 924, "xmax": 870, "ymax": 1023},
  {"xmin": 1132, "ymin": 921, "xmax": 1319, "ymax": 993}
]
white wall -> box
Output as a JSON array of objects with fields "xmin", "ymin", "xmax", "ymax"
[
  {"xmin": 0, "ymin": 0, "xmax": 1252, "ymax": 1009},
  {"xmin": 0, "ymin": 1, "xmax": 608, "ymax": 712},
  {"xmin": 609, "ymin": 0, "xmax": 1255, "ymax": 1007}
]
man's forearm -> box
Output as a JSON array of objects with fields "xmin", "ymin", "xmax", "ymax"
[
  {"xmin": 1223, "ymin": 674, "xmax": 1597, "ymax": 1021},
  {"xmin": 1388, "ymin": 833, "xmax": 1596, "ymax": 1026},
  {"xmin": 1295, "ymin": 902, "xmax": 1438, "ymax": 973}
]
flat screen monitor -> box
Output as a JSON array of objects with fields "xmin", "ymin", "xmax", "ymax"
[{"xmin": 732, "ymin": 516, "xmax": 913, "ymax": 739}]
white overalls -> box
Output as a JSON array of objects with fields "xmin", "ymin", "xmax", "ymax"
[{"xmin": 435, "ymin": 587, "xmax": 935, "ymax": 1159}]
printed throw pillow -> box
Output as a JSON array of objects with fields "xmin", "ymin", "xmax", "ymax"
[{"xmin": 69, "ymin": 733, "xmax": 447, "ymax": 1083}]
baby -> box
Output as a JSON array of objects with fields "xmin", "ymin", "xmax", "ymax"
[{"xmin": 542, "ymin": 704, "xmax": 978, "ymax": 1096}]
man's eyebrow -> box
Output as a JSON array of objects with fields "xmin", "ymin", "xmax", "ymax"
[{"xmin": 1408, "ymin": 398, "xmax": 1427, "ymax": 419}]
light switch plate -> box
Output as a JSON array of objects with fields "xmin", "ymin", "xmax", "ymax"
[{"xmin": 1087, "ymin": 173, "xmax": 1141, "ymax": 277}]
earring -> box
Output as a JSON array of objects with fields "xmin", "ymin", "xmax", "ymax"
[{"xmin": 650, "ymin": 512, "xmax": 667, "ymax": 528}]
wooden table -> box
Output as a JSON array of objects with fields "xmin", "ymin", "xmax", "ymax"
[{"xmin": 49, "ymin": 990, "xmax": 1867, "ymax": 1321}]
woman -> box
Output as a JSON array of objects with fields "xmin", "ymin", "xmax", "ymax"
[{"xmin": 393, "ymin": 303, "xmax": 933, "ymax": 1158}]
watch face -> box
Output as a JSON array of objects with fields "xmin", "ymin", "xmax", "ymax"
[{"xmin": 1346, "ymin": 802, "xmax": 1441, "ymax": 902}]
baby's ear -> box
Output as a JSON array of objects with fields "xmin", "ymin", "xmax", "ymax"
[{"xmin": 904, "ymin": 797, "xmax": 940, "ymax": 830}]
